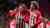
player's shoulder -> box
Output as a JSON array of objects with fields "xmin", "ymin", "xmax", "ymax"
[{"xmin": 33, "ymin": 10, "xmax": 41, "ymax": 14}]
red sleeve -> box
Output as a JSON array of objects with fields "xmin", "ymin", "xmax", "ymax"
[
  {"xmin": 36, "ymin": 10, "xmax": 42, "ymax": 24},
  {"xmin": 8, "ymin": 12, "xmax": 16, "ymax": 16}
]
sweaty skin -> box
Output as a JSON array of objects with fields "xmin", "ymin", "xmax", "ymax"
[{"xmin": 10, "ymin": 19, "xmax": 16, "ymax": 28}]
